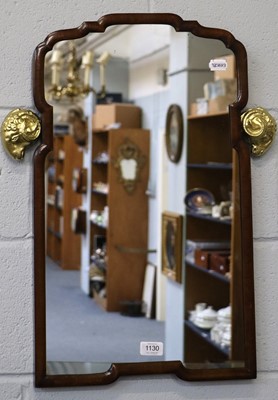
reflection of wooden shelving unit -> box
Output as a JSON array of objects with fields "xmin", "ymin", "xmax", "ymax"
[
  {"xmin": 186, "ymin": 259, "xmax": 230, "ymax": 284},
  {"xmin": 90, "ymin": 128, "xmax": 150, "ymax": 311},
  {"xmin": 184, "ymin": 112, "xmax": 243, "ymax": 363},
  {"xmin": 184, "ymin": 320, "xmax": 230, "ymax": 357},
  {"xmin": 46, "ymin": 134, "xmax": 83, "ymax": 269}
]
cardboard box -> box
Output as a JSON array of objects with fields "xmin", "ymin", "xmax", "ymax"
[
  {"xmin": 208, "ymin": 95, "xmax": 235, "ymax": 114},
  {"xmin": 191, "ymin": 94, "xmax": 235, "ymax": 115},
  {"xmin": 190, "ymin": 100, "xmax": 209, "ymax": 116},
  {"xmin": 93, "ymin": 103, "xmax": 142, "ymax": 129},
  {"xmin": 190, "ymin": 78, "xmax": 236, "ymax": 116},
  {"xmin": 214, "ymin": 54, "xmax": 235, "ymax": 81},
  {"xmin": 204, "ymin": 79, "xmax": 237, "ymax": 100}
]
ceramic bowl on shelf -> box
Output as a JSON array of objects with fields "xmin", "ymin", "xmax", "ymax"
[
  {"xmin": 188, "ymin": 310, "xmax": 196, "ymax": 322},
  {"xmin": 221, "ymin": 327, "xmax": 231, "ymax": 347},
  {"xmin": 217, "ymin": 305, "xmax": 231, "ymax": 323},
  {"xmin": 189, "ymin": 302, "xmax": 207, "ymax": 323},
  {"xmin": 211, "ymin": 322, "xmax": 231, "ymax": 347},
  {"xmin": 194, "ymin": 305, "xmax": 218, "ymax": 329}
]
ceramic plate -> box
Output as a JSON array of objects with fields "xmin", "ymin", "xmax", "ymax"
[{"xmin": 185, "ymin": 188, "xmax": 215, "ymax": 212}]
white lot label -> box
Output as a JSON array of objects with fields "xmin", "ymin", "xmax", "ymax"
[
  {"xmin": 140, "ymin": 341, "xmax": 164, "ymax": 356},
  {"xmin": 209, "ymin": 59, "xmax": 228, "ymax": 71}
]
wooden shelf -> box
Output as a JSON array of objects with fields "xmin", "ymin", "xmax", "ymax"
[
  {"xmin": 93, "ymin": 129, "xmax": 109, "ymax": 134},
  {"xmin": 184, "ymin": 320, "xmax": 230, "ymax": 357},
  {"xmin": 186, "ymin": 211, "xmax": 232, "ymax": 225},
  {"xmin": 90, "ymin": 127, "xmax": 150, "ymax": 312},
  {"xmin": 92, "ymin": 160, "xmax": 109, "ymax": 165},
  {"xmin": 90, "ymin": 221, "xmax": 107, "ymax": 230},
  {"xmin": 187, "ymin": 162, "xmax": 232, "ymax": 170},
  {"xmin": 91, "ymin": 189, "xmax": 108, "ymax": 196},
  {"xmin": 187, "ymin": 111, "xmax": 229, "ymax": 120},
  {"xmin": 184, "ymin": 110, "xmax": 242, "ymax": 363},
  {"xmin": 90, "ymin": 257, "xmax": 107, "ymax": 271},
  {"xmin": 46, "ymin": 135, "xmax": 82, "ymax": 270},
  {"xmin": 185, "ymin": 259, "xmax": 230, "ymax": 284}
]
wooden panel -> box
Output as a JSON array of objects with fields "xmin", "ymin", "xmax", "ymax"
[
  {"xmin": 90, "ymin": 130, "xmax": 109, "ymax": 277},
  {"xmin": 91, "ymin": 165, "xmax": 108, "ymax": 185},
  {"xmin": 106, "ymin": 129, "xmax": 150, "ymax": 311},
  {"xmin": 92, "ymin": 130, "xmax": 108, "ymax": 159},
  {"xmin": 230, "ymin": 150, "xmax": 244, "ymax": 361},
  {"xmin": 187, "ymin": 115, "xmax": 232, "ymax": 164},
  {"xmin": 186, "ymin": 216, "xmax": 231, "ymax": 241},
  {"xmin": 91, "ymin": 191, "xmax": 107, "ymax": 211},
  {"xmin": 185, "ymin": 266, "xmax": 230, "ymax": 313},
  {"xmin": 187, "ymin": 168, "xmax": 232, "ymax": 203}
]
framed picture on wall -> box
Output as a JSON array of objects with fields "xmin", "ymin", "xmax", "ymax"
[
  {"xmin": 165, "ymin": 104, "xmax": 184, "ymax": 163},
  {"xmin": 161, "ymin": 211, "xmax": 183, "ymax": 283}
]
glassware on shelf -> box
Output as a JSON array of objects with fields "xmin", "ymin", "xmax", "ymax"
[
  {"xmin": 90, "ymin": 207, "xmax": 109, "ymax": 228},
  {"xmin": 93, "ymin": 151, "xmax": 109, "ymax": 163},
  {"xmin": 92, "ymin": 182, "xmax": 109, "ymax": 194}
]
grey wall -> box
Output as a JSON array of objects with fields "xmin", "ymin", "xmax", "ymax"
[{"xmin": 1, "ymin": 1, "xmax": 278, "ymax": 399}]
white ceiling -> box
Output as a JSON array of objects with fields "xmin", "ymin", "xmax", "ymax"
[{"xmin": 70, "ymin": 25, "xmax": 172, "ymax": 63}]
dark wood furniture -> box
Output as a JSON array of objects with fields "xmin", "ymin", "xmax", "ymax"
[
  {"xmin": 91, "ymin": 128, "xmax": 150, "ymax": 311},
  {"xmin": 184, "ymin": 112, "xmax": 244, "ymax": 363},
  {"xmin": 46, "ymin": 133, "xmax": 83, "ymax": 269}
]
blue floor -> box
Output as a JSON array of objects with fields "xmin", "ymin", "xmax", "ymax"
[{"xmin": 46, "ymin": 258, "xmax": 165, "ymax": 364}]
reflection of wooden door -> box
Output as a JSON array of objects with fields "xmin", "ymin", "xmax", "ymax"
[{"xmin": 107, "ymin": 129, "xmax": 150, "ymax": 312}]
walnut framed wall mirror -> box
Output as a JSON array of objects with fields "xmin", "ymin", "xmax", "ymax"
[{"xmin": 33, "ymin": 13, "xmax": 256, "ymax": 387}]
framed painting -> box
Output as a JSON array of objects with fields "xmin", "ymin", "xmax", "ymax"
[{"xmin": 162, "ymin": 211, "xmax": 183, "ymax": 283}]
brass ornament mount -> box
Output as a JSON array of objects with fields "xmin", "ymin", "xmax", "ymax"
[
  {"xmin": 1, "ymin": 108, "xmax": 41, "ymax": 160},
  {"xmin": 113, "ymin": 138, "xmax": 146, "ymax": 194},
  {"xmin": 241, "ymin": 107, "xmax": 276, "ymax": 156}
]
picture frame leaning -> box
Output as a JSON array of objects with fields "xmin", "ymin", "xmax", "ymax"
[{"xmin": 161, "ymin": 211, "xmax": 183, "ymax": 283}]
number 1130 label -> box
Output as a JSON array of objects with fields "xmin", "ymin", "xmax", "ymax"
[{"xmin": 140, "ymin": 341, "xmax": 164, "ymax": 356}]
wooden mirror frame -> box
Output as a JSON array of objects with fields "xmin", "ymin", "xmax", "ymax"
[{"xmin": 33, "ymin": 13, "xmax": 256, "ymax": 387}]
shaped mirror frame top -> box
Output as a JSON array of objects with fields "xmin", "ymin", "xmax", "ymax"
[{"xmin": 33, "ymin": 13, "xmax": 256, "ymax": 387}]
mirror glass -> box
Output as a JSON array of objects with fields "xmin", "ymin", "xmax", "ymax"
[
  {"xmin": 45, "ymin": 25, "xmax": 238, "ymax": 370},
  {"xmin": 37, "ymin": 19, "xmax": 253, "ymax": 382}
]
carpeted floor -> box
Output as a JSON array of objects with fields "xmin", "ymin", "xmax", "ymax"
[{"xmin": 46, "ymin": 258, "xmax": 165, "ymax": 364}]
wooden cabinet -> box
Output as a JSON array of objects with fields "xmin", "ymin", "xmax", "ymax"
[
  {"xmin": 46, "ymin": 134, "xmax": 83, "ymax": 269},
  {"xmin": 90, "ymin": 128, "xmax": 150, "ymax": 312},
  {"xmin": 184, "ymin": 112, "xmax": 243, "ymax": 363}
]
